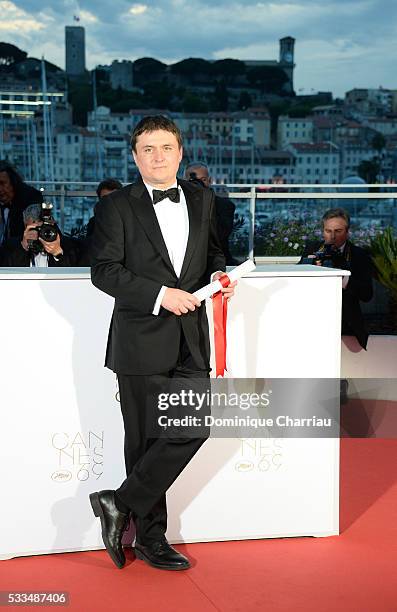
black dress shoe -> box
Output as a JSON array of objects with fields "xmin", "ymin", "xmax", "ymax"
[
  {"xmin": 89, "ymin": 490, "xmax": 130, "ymax": 569},
  {"xmin": 134, "ymin": 539, "xmax": 191, "ymax": 571}
]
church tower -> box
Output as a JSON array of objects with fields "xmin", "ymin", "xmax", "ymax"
[{"xmin": 279, "ymin": 37, "xmax": 295, "ymax": 94}]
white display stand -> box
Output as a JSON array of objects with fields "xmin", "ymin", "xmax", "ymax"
[{"xmin": 0, "ymin": 265, "xmax": 348, "ymax": 559}]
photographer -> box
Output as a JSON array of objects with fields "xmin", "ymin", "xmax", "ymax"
[
  {"xmin": 299, "ymin": 207, "xmax": 373, "ymax": 349},
  {"xmin": 184, "ymin": 162, "xmax": 236, "ymax": 264},
  {"xmin": 1, "ymin": 203, "xmax": 81, "ymax": 267}
]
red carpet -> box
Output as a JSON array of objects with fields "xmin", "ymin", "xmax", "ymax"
[{"xmin": 1, "ymin": 439, "xmax": 396, "ymax": 612}]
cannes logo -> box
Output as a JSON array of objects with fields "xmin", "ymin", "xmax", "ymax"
[
  {"xmin": 51, "ymin": 470, "xmax": 72, "ymax": 482},
  {"xmin": 235, "ymin": 461, "xmax": 254, "ymax": 472}
]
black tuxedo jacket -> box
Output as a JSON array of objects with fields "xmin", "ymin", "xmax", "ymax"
[
  {"xmin": 299, "ymin": 240, "xmax": 373, "ymax": 349},
  {"xmin": 90, "ymin": 178, "xmax": 226, "ymax": 375}
]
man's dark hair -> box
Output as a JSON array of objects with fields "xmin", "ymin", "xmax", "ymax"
[
  {"xmin": 96, "ymin": 178, "xmax": 123, "ymax": 198},
  {"xmin": 130, "ymin": 115, "xmax": 183, "ymax": 152},
  {"xmin": 321, "ymin": 207, "xmax": 350, "ymax": 229},
  {"xmin": 0, "ymin": 160, "xmax": 24, "ymax": 192}
]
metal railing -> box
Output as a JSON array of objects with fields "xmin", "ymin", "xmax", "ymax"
[{"xmin": 30, "ymin": 182, "xmax": 397, "ymax": 259}]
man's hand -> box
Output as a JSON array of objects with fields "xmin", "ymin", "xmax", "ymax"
[
  {"xmin": 213, "ymin": 272, "xmax": 237, "ymax": 300},
  {"xmin": 161, "ymin": 288, "xmax": 201, "ymax": 316},
  {"xmin": 39, "ymin": 233, "xmax": 63, "ymax": 257},
  {"xmin": 21, "ymin": 222, "xmax": 41, "ymax": 251}
]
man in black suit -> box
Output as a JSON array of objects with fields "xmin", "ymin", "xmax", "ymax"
[
  {"xmin": 0, "ymin": 161, "xmax": 43, "ymax": 244},
  {"xmin": 184, "ymin": 162, "xmax": 236, "ymax": 264},
  {"xmin": 79, "ymin": 178, "xmax": 123, "ymax": 265},
  {"xmin": 299, "ymin": 207, "xmax": 373, "ymax": 349},
  {"xmin": 89, "ymin": 116, "xmax": 235, "ymax": 571}
]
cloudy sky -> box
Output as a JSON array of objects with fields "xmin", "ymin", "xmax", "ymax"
[{"xmin": 1, "ymin": 0, "xmax": 396, "ymax": 97}]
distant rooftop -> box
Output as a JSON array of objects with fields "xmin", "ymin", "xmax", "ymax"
[{"xmin": 289, "ymin": 142, "xmax": 339, "ymax": 152}]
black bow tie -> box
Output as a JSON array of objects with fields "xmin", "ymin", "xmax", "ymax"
[{"xmin": 152, "ymin": 188, "xmax": 180, "ymax": 205}]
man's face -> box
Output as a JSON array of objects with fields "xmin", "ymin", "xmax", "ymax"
[
  {"xmin": 0, "ymin": 171, "xmax": 15, "ymax": 205},
  {"xmin": 323, "ymin": 217, "xmax": 349, "ymax": 248},
  {"xmin": 132, "ymin": 129, "xmax": 183, "ymax": 189},
  {"xmin": 187, "ymin": 166, "xmax": 211, "ymax": 188}
]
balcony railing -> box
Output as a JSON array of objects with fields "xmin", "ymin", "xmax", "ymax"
[{"xmin": 31, "ymin": 181, "xmax": 397, "ymax": 260}]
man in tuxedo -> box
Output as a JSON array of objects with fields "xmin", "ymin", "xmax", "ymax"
[
  {"xmin": 89, "ymin": 116, "xmax": 235, "ymax": 571},
  {"xmin": 299, "ymin": 207, "xmax": 373, "ymax": 349}
]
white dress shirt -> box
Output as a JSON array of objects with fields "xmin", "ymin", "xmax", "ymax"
[
  {"xmin": 30, "ymin": 252, "xmax": 61, "ymax": 267},
  {"xmin": 32, "ymin": 253, "xmax": 48, "ymax": 267},
  {"xmin": 143, "ymin": 181, "xmax": 189, "ymax": 315}
]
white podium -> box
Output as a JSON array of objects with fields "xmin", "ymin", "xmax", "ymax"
[{"xmin": 0, "ymin": 265, "xmax": 348, "ymax": 559}]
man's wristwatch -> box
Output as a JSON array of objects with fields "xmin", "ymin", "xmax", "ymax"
[{"xmin": 53, "ymin": 250, "xmax": 64, "ymax": 261}]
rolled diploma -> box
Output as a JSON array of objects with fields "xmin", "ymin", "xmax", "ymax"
[{"xmin": 193, "ymin": 259, "xmax": 256, "ymax": 302}]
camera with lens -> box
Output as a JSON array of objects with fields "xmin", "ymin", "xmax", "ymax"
[
  {"xmin": 301, "ymin": 243, "xmax": 349, "ymax": 269},
  {"xmin": 28, "ymin": 202, "xmax": 59, "ymax": 254}
]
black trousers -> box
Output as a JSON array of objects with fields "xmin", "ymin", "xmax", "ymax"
[{"xmin": 116, "ymin": 333, "xmax": 210, "ymax": 545}]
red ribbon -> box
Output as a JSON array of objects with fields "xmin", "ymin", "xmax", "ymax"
[{"xmin": 212, "ymin": 274, "xmax": 230, "ymax": 377}]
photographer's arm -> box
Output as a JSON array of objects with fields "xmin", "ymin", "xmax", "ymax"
[{"xmin": 21, "ymin": 223, "xmax": 40, "ymax": 252}]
